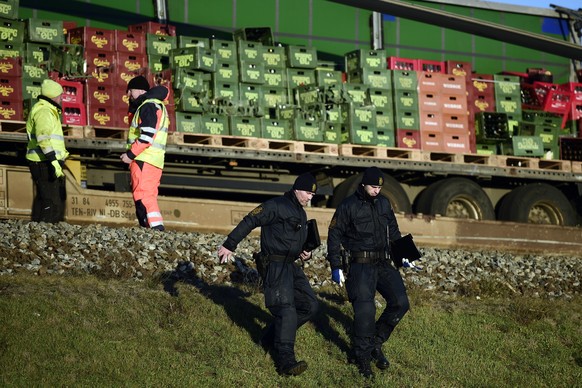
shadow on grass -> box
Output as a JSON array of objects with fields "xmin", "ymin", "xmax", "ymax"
[{"xmin": 159, "ymin": 260, "xmax": 353, "ymax": 362}]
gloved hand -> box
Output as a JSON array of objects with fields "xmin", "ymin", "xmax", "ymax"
[
  {"xmin": 51, "ymin": 160, "xmax": 64, "ymax": 178},
  {"xmin": 402, "ymin": 258, "xmax": 423, "ymax": 271},
  {"xmin": 331, "ymin": 268, "xmax": 345, "ymax": 286}
]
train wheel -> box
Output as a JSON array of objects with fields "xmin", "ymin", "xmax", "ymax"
[
  {"xmin": 497, "ymin": 183, "xmax": 576, "ymax": 226},
  {"xmin": 329, "ymin": 171, "xmax": 412, "ymax": 214},
  {"xmin": 415, "ymin": 177, "xmax": 495, "ymax": 220}
]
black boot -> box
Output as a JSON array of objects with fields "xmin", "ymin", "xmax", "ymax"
[
  {"xmin": 357, "ymin": 358, "xmax": 374, "ymax": 379},
  {"xmin": 371, "ymin": 346, "xmax": 390, "ymax": 370},
  {"xmin": 278, "ymin": 360, "xmax": 308, "ymax": 376}
]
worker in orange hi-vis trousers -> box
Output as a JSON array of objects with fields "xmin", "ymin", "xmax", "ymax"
[{"xmin": 120, "ymin": 76, "xmax": 170, "ymax": 231}]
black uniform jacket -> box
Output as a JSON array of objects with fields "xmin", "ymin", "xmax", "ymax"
[
  {"xmin": 222, "ymin": 190, "xmax": 308, "ymax": 259},
  {"xmin": 327, "ymin": 185, "xmax": 401, "ymax": 270}
]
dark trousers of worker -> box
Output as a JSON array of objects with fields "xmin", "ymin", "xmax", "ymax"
[
  {"xmin": 263, "ymin": 261, "xmax": 319, "ymax": 369},
  {"xmin": 130, "ymin": 160, "xmax": 164, "ymax": 230},
  {"xmin": 346, "ymin": 260, "xmax": 409, "ymax": 361},
  {"xmin": 29, "ymin": 161, "xmax": 66, "ymax": 223}
]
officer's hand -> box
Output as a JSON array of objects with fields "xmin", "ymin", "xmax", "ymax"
[
  {"xmin": 299, "ymin": 250, "xmax": 312, "ymax": 260},
  {"xmin": 51, "ymin": 160, "xmax": 64, "ymax": 178},
  {"xmin": 402, "ymin": 258, "xmax": 423, "ymax": 271},
  {"xmin": 332, "ymin": 268, "xmax": 345, "ymax": 286},
  {"xmin": 217, "ymin": 246, "xmax": 233, "ymax": 264}
]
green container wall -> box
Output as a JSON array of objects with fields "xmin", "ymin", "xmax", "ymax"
[{"xmin": 19, "ymin": 0, "xmax": 572, "ymax": 82}]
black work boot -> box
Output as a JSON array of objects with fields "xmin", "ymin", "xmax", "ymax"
[
  {"xmin": 371, "ymin": 346, "xmax": 390, "ymax": 370},
  {"xmin": 278, "ymin": 360, "xmax": 308, "ymax": 376},
  {"xmin": 357, "ymin": 358, "xmax": 374, "ymax": 379}
]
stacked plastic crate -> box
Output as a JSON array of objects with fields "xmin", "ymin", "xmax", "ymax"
[
  {"xmin": 136, "ymin": 22, "xmax": 176, "ymax": 132},
  {"xmin": 285, "ymin": 44, "xmax": 322, "ymax": 142},
  {"xmin": 0, "ymin": 8, "xmax": 25, "ymax": 122},
  {"xmin": 344, "ymin": 49, "xmax": 391, "ymax": 146}
]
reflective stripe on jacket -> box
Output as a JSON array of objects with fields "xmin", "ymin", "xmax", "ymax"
[
  {"xmin": 26, "ymin": 97, "xmax": 68, "ymax": 162},
  {"xmin": 126, "ymin": 98, "xmax": 169, "ymax": 169}
]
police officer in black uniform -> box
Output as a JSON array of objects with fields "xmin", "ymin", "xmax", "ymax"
[
  {"xmin": 217, "ymin": 173, "xmax": 320, "ymax": 377},
  {"xmin": 327, "ymin": 166, "xmax": 410, "ymax": 378}
]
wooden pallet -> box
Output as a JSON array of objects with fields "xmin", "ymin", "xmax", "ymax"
[
  {"xmin": 339, "ymin": 144, "xmax": 427, "ymax": 161},
  {"xmin": 62, "ymin": 126, "xmax": 84, "ymax": 138},
  {"xmin": 0, "ymin": 120, "xmax": 26, "ymax": 133},
  {"xmin": 84, "ymin": 126, "xmax": 128, "ymax": 140},
  {"xmin": 493, "ymin": 155, "xmax": 572, "ymax": 171},
  {"xmin": 168, "ymin": 132, "xmax": 268, "ymax": 149},
  {"xmin": 262, "ymin": 139, "xmax": 338, "ymax": 155},
  {"xmin": 572, "ymin": 161, "xmax": 582, "ymax": 173}
]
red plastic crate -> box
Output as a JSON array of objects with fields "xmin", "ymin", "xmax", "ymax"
[
  {"xmin": 87, "ymin": 104, "xmax": 117, "ymax": 127},
  {"xmin": 114, "ymin": 52, "xmax": 148, "ymax": 85},
  {"xmin": 57, "ymin": 79, "xmax": 83, "ymax": 104},
  {"xmin": 441, "ymin": 75, "xmax": 467, "ymax": 95},
  {"xmin": 543, "ymin": 89, "xmax": 571, "ymax": 114},
  {"xmin": 418, "ymin": 92, "xmax": 441, "ymax": 112},
  {"xmin": 69, "ymin": 27, "xmax": 115, "ymax": 52},
  {"xmin": 387, "ymin": 56, "xmax": 418, "ymax": 71},
  {"xmin": 419, "ymin": 111, "xmax": 442, "ymax": 132},
  {"xmin": 418, "ymin": 59, "xmax": 445, "ymax": 73},
  {"xmin": 469, "ymin": 74, "xmax": 494, "ymax": 95},
  {"xmin": 0, "ymin": 57, "xmax": 21, "ymax": 77},
  {"xmin": 469, "ymin": 94, "xmax": 495, "ymax": 113},
  {"xmin": 85, "ymin": 83, "xmax": 117, "ymax": 108},
  {"xmin": 441, "ymin": 94, "xmax": 468, "ymax": 114},
  {"xmin": 558, "ymin": 82, "xmax": 582, "ymax": 103},
  {"xmin": 128, "ymin": 22, "xmax": 176, "ymax": 36},
  {"xmin": 446, "ymin": 60, "xmax": 472, "ymax": 77},
  {"xmin": 62, "ymin": 101, "xmax": 87, "ymax": 126},
  {"xmin": 417, "ymin": 72, "xmax": 444, "ymax": 92},
  {"xmin": 0, "ymin": 99, "xmax": 23, "ymax": 121},
  {"xmin": 420, "ymin": 131, "xmax": 445, "ymax": 151},
  {"xmin": 396, "ymin": 129, "xmax": 421, "ymax": 149},
  {"xmin": 0, "ymin": 76, "xmax": 21, "ymax": 101},
  {"xmin": 115, "ymin": 30, "xmax": 146, "ymax": 54},
  {"xmin": 115, "ymin": 107, "xmax": 129, "ymax": 128},
  {"xmin": 442, "ymin": 113, "xmax": 469, "ymax": 134},
  {"xmin": 443, "ymin": 132, "xmax": 470, "ymax": 153}
]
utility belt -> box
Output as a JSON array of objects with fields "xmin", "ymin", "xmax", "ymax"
[
  {"xmin": 350, "ymin": 251, "xmax": 389, "ymax": 264},
  {"xmin": 266, "ymin": 254, "xmax": 297, "ymax": 264},
  {"xmin": 253, "ymin": 253, "xmax": 298, "ymax": 280}
]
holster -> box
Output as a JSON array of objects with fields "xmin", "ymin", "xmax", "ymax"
[
  {"xmin": 340, "ymin": 250, "xmax": 350, "ymax": 274},
  {"xmin": 253, "ymin": 252, "xmax": 269, "ymax": 280}
]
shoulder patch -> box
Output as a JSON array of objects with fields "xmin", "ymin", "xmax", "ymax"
[{"xmin": 250, "ymin": 205, "xmax": 263, "ymax": 216}]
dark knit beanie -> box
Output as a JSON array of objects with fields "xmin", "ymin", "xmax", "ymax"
[
  {"xmin": 293, "ymin": 173, "xmax": 318, "ymax": 193},
  {"xmin": 361, "ymin": 167, "xmax": 384, "ymax": 186},
  {"xmin": 126, "ymin": 75, "xmax": 150, "ymax": 92}
]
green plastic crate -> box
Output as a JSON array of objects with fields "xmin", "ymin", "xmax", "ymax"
[
  {"xmin": 201, "ymin": 114, "xmax": 229, "ymax": 135},
  {"xmin": 260, "ymin": 118, "xmax": 292, "ymax": 140},
  {"xmin": 293, "ymin": 118, "xmax": 323, "ymax": 141},
  {"xmin": 229, "ymin": 116, "xmax": 260, "ymax": 137},
  {"xmin": 175, "ymin": 112, "xmax": 203, "ymax": 133}
]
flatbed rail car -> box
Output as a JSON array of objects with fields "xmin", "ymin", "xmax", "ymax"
[
  {"xmin": 0, "ymin": 120, "xmax": 581, "ymax": 228},
  {"xmin": 1, "ymin": 162, "xmax": 582, "ymax": 255}
]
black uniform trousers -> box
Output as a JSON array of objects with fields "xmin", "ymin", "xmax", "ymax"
[
  {"xmin": 29, "ymin": 161, "xmax": 66, "ymax": 223},
  {"xmin": 346, "ymin": 259, "xmax": 409, "ymax": 361},
  {"xmin": 263, "ymin": 260, "xmax": 319, "ymax": 368}
]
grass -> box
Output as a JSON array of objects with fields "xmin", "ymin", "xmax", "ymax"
[{"xmin": 1, "ymin": 274, "xmax": 581, "ymax": 387}]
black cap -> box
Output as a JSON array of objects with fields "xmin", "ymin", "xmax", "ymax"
[
  {"xmin": 126, "ymin": 75, "xmax": 150, "ymax": 92},
  {"xmin": 361, "ymin": 167, "xmax": 384, "ymax": 186},
  {"xmin": 293, "ymin": 173, "xmax": 317, "ymax": 193}
]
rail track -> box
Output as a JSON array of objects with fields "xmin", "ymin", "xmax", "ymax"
[{"xmin": 2, "ymin": 163, "xmax": 581, "ymax": 256}]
